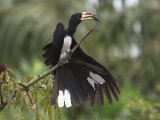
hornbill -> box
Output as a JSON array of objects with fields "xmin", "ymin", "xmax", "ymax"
[{"xmin": 42, "ymin": 12, "xmax": 120, "ymax": 107}]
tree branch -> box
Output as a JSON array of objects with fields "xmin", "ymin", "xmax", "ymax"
[{"xmin": 24, "ymin": 28, "xmax": 94, "ymax": 89}]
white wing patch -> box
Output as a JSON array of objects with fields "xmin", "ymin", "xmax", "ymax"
[
  {"xmin": 57, "ymin": 90, "xmax": 64, "ymax": 107},
  {"xmin": 90, "ymin": 72, "xmax": 105, "ymax": 84},
  {"xmin": 57, "ymin": 89, "xmax": 72, "ymax": 107},
  {"xmin": 87, "ymin": 77, "xmax": 98, "ymax": 90},
  {"xmin": 60, "ymin": 35, "xmax": 72, "ymax": 60},
  {"xmin": 64, "ymin": 89, "xmax": 72, "ymax": 107},
  {"xmin": 87, "ymin": 71, "xmax": 105, "ymax": 89}
]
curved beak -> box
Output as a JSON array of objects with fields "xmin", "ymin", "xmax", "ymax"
[{"xmin": 81, "ymin": 12, "xmax": 100, "ymax": 22}]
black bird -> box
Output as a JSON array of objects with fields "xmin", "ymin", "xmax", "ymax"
[{"xmin": 42, "ymin": 12, "xmax": 120, "ymax": 107}]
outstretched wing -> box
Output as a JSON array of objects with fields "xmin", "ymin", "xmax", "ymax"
[
  {"xmin": 42, "ymin": 23, "xmax": 65, "ymax": 68},
  {"xmin": 71, "ymin": 37, "xmax": 120, "ymax": 106}
]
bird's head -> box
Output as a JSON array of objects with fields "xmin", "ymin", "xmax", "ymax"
[
  {"xmin": 67, "ymin": 12, "xmax": 99, "ymax": 35},
  {"xmin": 69, "ymin": 12, "xmax": 99, "ymax": 26},
  {"xmin": 80, "ymin": 12, "xmax": 99, "ymax": 22}
]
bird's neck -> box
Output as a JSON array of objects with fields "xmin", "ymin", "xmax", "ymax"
[{"xmin": 66, "ymin": 22, "xmax": 79, "ymax": 36}]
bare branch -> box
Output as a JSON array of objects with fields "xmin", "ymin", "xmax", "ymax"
[{"xmin": 25, "ymin": 28, "xmax": 94, "ymax": 89}]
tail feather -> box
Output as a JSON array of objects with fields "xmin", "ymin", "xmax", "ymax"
[
  {"xmin": 51, "ymin": 60, "xmax": 96, "ymax": 107},
  {"xmin": 51, "ymin": 68, "xmax": 66, "ymax": 105},
  {"xmin": 59, "ymin": 67, "xmax": 78, "ymax": 104},
  {"xmin": 69, "ymin": 67, "xmax": 89, "ymax": 103},
  {"xmin": 51, "ymin": 58, "xmax": 119, "ymax": 107},
  {"xmin": 64, "ymin": 60, "xmax": 97, "ymax": 105},
  {"xmin": 70, "ymin": 61, "xmax": 96, "ymax": 96},
  {"xmin": 54, "ymin": 63, "xmax": 89, "ymax": 106},
  {"xmin": 62, "ymin": 65, "xmax": 85, "ymax": 105}
]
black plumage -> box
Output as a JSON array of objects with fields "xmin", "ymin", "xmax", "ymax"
[{"xmin": 42, "ymin": 12, "xmax": 120, "ymax": 107}]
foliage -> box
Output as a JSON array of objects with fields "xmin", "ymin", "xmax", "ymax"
[
  {"xmin": 0, "ymin": 64, "xmax": 61, "ymax": 119},
  {"xmin": 120, "ymin": 98, "xmax": 160, "ymax": 120}
]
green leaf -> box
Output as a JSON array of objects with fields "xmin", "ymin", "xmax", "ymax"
[
  {"xmin": 35, "ymin": 104, "xmax": 40, "ymax": 120},
  {"xmin": 43, "ymin": 99, "xmax": 49, "ymax": 114},
  {"xmin": 48, "ymin": 104, "xmax": 53, "ymax": 120},
  {"xmin": 54, "ymin": 104, "xmax": 61, "ymax": 120}
]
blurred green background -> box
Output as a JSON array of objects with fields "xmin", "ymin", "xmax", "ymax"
[{"xmin": 0, "ymin": 0, "xmax": 160, "ymax": 119}]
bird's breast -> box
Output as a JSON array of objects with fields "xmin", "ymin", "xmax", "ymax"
[{"xmin": 60, "ymin": 35, "xmax": 72, "ymax": 60}]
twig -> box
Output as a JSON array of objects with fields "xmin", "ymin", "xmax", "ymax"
[
  {"xmin": 18, "ymin": 83, "xmax": 35, "ymax": 107},
  {"xmin": 25, "ymin": 28, "xmax": 94, "ymax": 89}
]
